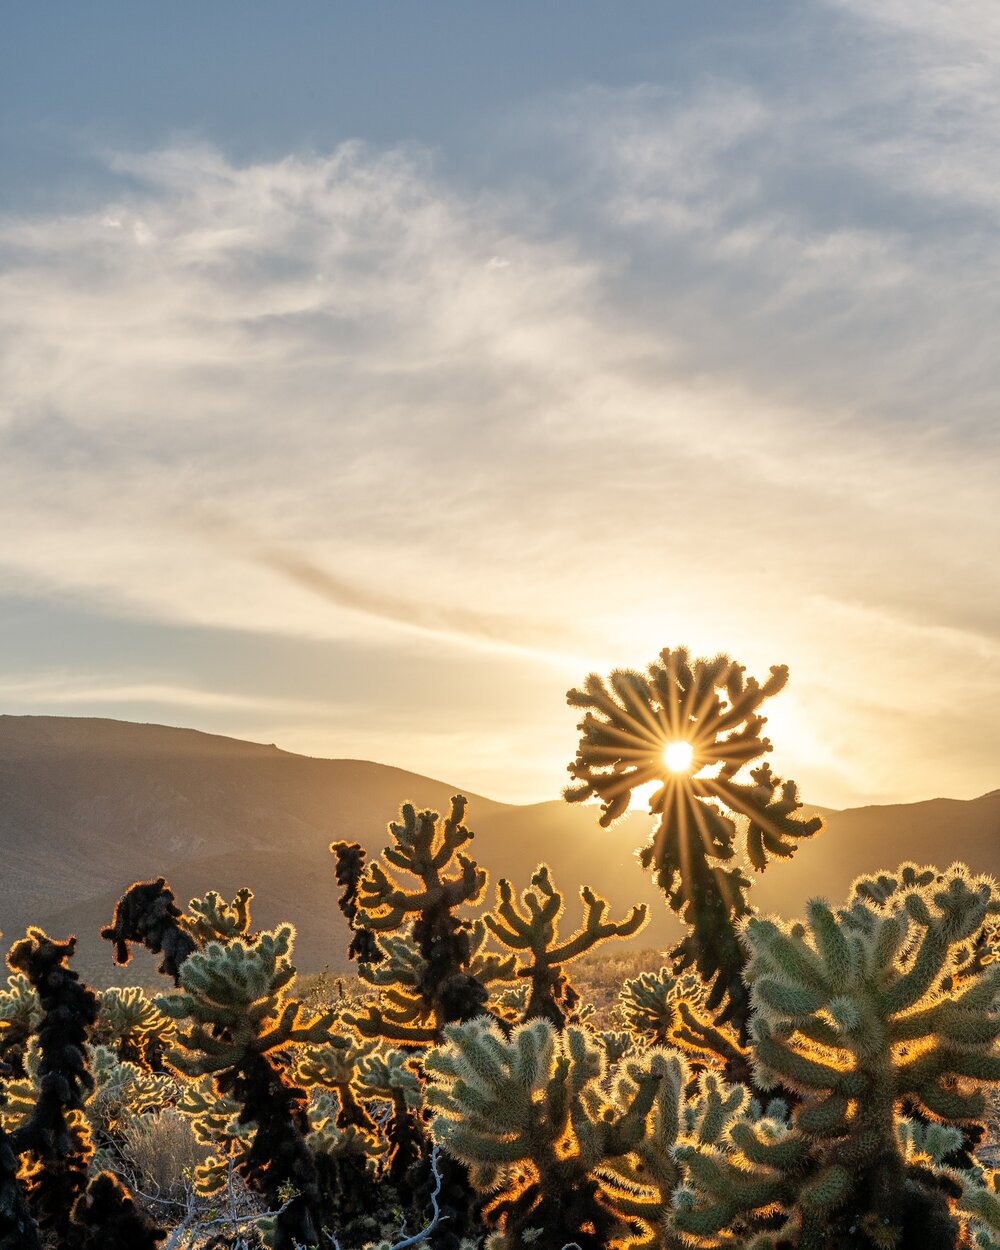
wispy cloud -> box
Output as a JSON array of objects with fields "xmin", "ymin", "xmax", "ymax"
[{"xmin": 1, "ymin": 4, "xmax": 998, "ymax": 806}]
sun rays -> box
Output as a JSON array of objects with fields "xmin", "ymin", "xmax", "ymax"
[{"xmin": 565, "ymin": 645, "xmax": 824, "ymax": 1026}]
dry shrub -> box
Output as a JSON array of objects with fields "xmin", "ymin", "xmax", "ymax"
[{"xmin": 113, "ymin": 1109, "xmax": 207, "ymax": 1203}]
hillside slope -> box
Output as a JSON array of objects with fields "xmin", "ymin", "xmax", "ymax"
[{"xmin": 1, "ymin": 715, "xmax": 997, "ymax": 981}]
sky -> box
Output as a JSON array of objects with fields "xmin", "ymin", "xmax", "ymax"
[{"xmin": 1, "ymin": 2, "xmax": 998, "ymax": 808}]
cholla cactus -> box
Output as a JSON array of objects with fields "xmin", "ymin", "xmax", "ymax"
[
  {"xmin": 619, "ymin": 967, "xmax": 753, "ymax": 1087},
  {"xmin": 183, "ymin": 887, "xmax": 254, "ymax": 944},
  {"xmin": 70, "ymin": 1170, "xmax": 166, "ymax": 1249},
  {"xmin": 483, "ymin": 864, "xmax": 647, "ymax": 1027},
  {"xmin": 331, "ymin": 841, "xmax": 382, "ymax": 963},
  {"xmin": 93, "ymin": 986, "xmax": 175, "ymax": 1068},
  {"xmin": 102, "ymin": 877, "xmax": 198, "ymax": 984},
  {"xmin": 958, "ymin": 1171, "xmax": 1000, "ymax": 1249},
  {"xmin": 675, "ymin": 863, "xmax": 1000, "ymax": 1249},
  {"xmin": 603, "ymin": 1062, "xmax": 747, "ymax": 1249},
  {"xmin": 87, "ymin": 1045, "xmax": 176, "ymax": 1145},
  {"xmin": 0, "ymin": 975, "xmax": 38, "ymax": 1081},
  {"xmin": 566, "ymin": 647, "xmax": 822, "ymax": 1031},
  {"xmin": 7, "ymin": 929, "xmax": 98, "ymax": 1241},
  {"xmin": 426, "ymin": 1017, "xmax": 667, "ymax": 1249},
  {"xmin": 158, "ymin": 925, "xmax": 339, "ymax": 1249},
  {"xmin": 295, "ymin": 1036, "xmax": 380, "ymax": 1131},
  {"xmin": 350, "ymin": 796, "xmax": 494, "ymax": 1041}
]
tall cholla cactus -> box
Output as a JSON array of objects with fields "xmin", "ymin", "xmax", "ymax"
[
  {"xmin": 8, "ymin": 929, "xmax": 97, "ymax": 1242},
  {"xmin": 349, "ymin": 796, "xmax": 492, "ymax": 1041},
  {"xmin": 157, "ymin": 925, "xmax": 338, "ymax": 1249},
  {"xmin": 7, "ymin": 928, "xmax": 164, "ymax": 1250},
  {"xmin": 483, "ymin": 864, "xmax": 647, "ymax": 1026},
  {"xmin": 674, "ymin": 863, "xmax": 1000, "ymax": 1250},
  {"xmin": 565, "ymin": 647, "xmax": 822, "ymax": 1031}
]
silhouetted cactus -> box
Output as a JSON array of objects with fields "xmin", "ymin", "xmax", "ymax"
[
  {"xmin": 331, "ymin": 841, "xmax": 382, "ymax": 963},
  {"xmin": 483, "ymin": 864, "xmax": 647, "ymax": 1026},
  {"xmin": 674, "ymin": 863, "xmax": 1000, "ymax": 1249},
  {"xmin": 102, "ymin": 877, "xmax": 198, "ymax": 984},
  {"xmin": 566, "ymin": 647, "xmax": 822, "ymax": 1032},
  {"xmin": 7, "ymin": 929, "xmax": 98, "ymax": 1241},
  {"xmin": 0, "ymin": 1088, "xmax": 40, "ymax": 1250},
  {"xmin": 349, "ymin": 796, "xmax": 493, "ymax": 1042},
  {"xmin": 70, "ymin": 1170, "xmax": 166, "ymax": 1250}
]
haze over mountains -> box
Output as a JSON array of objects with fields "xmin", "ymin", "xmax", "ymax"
[{"xmin": 1, "ymin": 715, "xmax": 998, "ymax": 982}]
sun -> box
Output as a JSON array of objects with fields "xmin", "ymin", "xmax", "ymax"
[{"xmin": 663, "ymin": 740, "xmax": 694, "ymax": 774}]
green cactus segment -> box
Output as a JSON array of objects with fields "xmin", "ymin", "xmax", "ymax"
[
  {"xmin": 483, "ymin": 864, "xmax": 647, "ymax": 1027},
  {"xmin": 427, "ymin": 1016, "xmax": 735, "ymax": 1249},
  {"xmin": 0, "ymin": 975, "xmax": 39, "ymax": 1079},
  {"xmin": 93, "ymin": 986, "xmax": 175, "ymax": 1068},
  {"xmin": 156, "ymin": 924, "xmax": 340, "ymax": 1248},
  {"xmin": 676, "ymin": 863, "xmax": 1000, "ymax": 1248},
  {"xmin": 566, "ymin": 647, "xmax": 822, "ymax": 1032},
  {"xmin": 184, "ymin": 887, "xmax": 254, "ymax": 944}
]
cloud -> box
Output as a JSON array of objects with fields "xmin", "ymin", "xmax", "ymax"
[{"xmin": 1, "ymin": 5, "xmax": 999, "ymax": 807}]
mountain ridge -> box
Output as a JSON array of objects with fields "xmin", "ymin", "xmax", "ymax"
[{"xmin": 1, "ymin": 714, "xmax": 997, "ymax": 983}]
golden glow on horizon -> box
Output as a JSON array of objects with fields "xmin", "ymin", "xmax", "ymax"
[{"xmin": 663, "ymin": 740, "xmax": 695, "ymax": 774}]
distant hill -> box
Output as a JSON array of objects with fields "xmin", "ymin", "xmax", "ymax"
[{"xmin": 0, "ymin": 715, "xmax": 997, "ymax": 982}]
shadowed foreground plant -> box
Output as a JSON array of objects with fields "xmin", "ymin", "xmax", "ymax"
[
  {"xmin": 566, "ymin": 646, "xmax": 822, "ymax": 1034},
  {"xmin": 7, "ymin": 927, "xmax": 165, "ymax": 1249}
]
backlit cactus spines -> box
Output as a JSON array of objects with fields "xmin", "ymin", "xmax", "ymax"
[
  {"xmin": 619, "ymin": 967, "xmax": 754, "ymax": 1089},
  {"xmin": 566, "ymin": 647, "xmax": 822, "ymax": 1031},
  {"xmin": 677, "ymin": 863, "xmax": 1000, "ymax": 1248},
  {"xmin": 330, "ymin": 841, "xmax": 382, "ymax": 963},
  {"xmin": 352, "ymin": 796, "xmax": 493, "ymax": 1039},
  {"xmin": 0, "ymin": 974, "xmax": 39, "ymax": 1078},
  {"xmin": 157, "ymin": 925, "xmax": 340, "ymax": 1248},
  {"xmin": 93, "ymin": 986, "xmax": 175, "ymax": 1068},
  {"xmin": 958, "ymin": 1170, "xmax": 1000, "ymax": 1250},
  {"xmin": 483, "ymin": 864, "xmax": 647, "ymax": 1027},
  {"xmin": 7, "ymin": 928, "xmax": 98, "ymax": 1241},
  {"xmin": 426, "ymin": 1016, "xmax": 667, "ymax": 1249},
  {"xmin": 183, "ymin": 887, "xmax": 254, "ymax": 944},
  {"xmin": 70, "ymin": 1170, "xmax": 166, "ymax": 1250},
  {"xmin": 601, "ymin": 1060, "xmax": 747, "ymax": 1250}
]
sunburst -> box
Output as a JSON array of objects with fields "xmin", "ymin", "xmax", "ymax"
[{"xmin": 565, "ymin": 645, "xmax": 823, "ymax": 1029}]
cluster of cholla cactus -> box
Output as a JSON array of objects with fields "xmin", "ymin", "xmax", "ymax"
[{"xmin": 4, "ymin": 642, "xmax": 1000, "ymax": 1250}]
